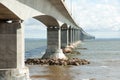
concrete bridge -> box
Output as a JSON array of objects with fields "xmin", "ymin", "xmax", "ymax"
[{"xmin": 0, "ymin": 0, "xmax": 90, "ymax": 80}]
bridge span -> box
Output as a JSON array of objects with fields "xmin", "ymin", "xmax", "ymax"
[{"xmin": 0, "ymin": 0, "xmax": 90, "ymax": 80}]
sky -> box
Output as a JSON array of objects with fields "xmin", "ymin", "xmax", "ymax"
[
  {"xmin": 24, "ymin": 0, "xmax": 120, "ymax": 39},
  {"xmin": 65, "ymin": 0, "xmax": 120, "ymax": 38},
  {"xmin": 24, "ymin": 18, "xmax": 47, "ymax": 39}
]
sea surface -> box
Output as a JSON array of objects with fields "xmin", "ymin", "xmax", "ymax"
[{"xmin": 25, "ymin": 38, "xmax": 120, "ymax": 80}]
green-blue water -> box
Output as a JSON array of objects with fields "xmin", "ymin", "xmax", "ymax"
[
  {"xmin": 25, "ymin": 38, "xmax": 120, "ymax": 80},
  {"xmin": 25, "ymin": 38, "xmax": 47, "ymax": 59}
]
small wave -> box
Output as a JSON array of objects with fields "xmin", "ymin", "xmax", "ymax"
[
  {"xmin": 100, "ymin": 66, "xmax": 108, "ymax": 68},
  {"xmin": 81, "ymin": 78, "xmax": 96, "ymax": 80},
  {"xmin": 82, "ymin": 79, "xmax": 89, "ymax": 80},
  {"xmin": 25, "ymin": 46, "xmax": 47, "ymax": 59}
]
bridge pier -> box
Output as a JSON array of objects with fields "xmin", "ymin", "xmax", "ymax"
[
  {"xmin": 69, "ymin": 28, "xmax": 82, "ymax": 48},
  {"xmin": 72, "ymin": 28, "xmax": 75, "ymax": 43},
  {"xmin": 0, "ymin": 20, "xmax": 30, "ymax": 80},
  {"xmin": 61, "ymin": 26, "xmax": 82, "ymax": 53},
  {"xmin": 80, "ymin": 29, "xmax": 84, "ymax": 40},
  {"xmin": 42, "ymin": 26, "xmax": 67, "ymax": 59},
  {"xmin": 68, "ymin": 26, "xmax": 72, "ymax": 44},
  {"xmin": 61, "ymin": 26, "xmax": 69, "ymax": 48},
  {"xmin": 75, "ymin": 29, "xmax": 78, "ymax": 41},
  {"xmin": 77, "ymin": 29, "xmax": 80, "ymax": 41},
  {"xmin": 75, "ymin": 28, "xmax": 79, "ymax": 42},
  {"xmin": 78, "ymin": 29, "xmax": 81, "ymax": 40}
]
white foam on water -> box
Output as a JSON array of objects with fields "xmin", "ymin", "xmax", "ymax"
[
  {"xmin": 82, "ymin": 79, "xmax": 90, "ymax": 80},
  {"xmin": 100, "ymin": 66, "xmax": 109, "ymax": 68}
]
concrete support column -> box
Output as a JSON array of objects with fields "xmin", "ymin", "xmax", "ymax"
[
  {"xmin": 76, "ymin": 29, "xmax": 79, "ymax": 41},
  {"xmin": 75, "ymin": 29, "xmax": 77, "ymax": 41},
  {"xmin": 74, "ymin": 29, "xmax": 77, "ymax": 42},
  {"xmin": 61, "ymin": 27, "xmax": 68, "ymax": 48},
  {"xmin": 72, "ymin": 28, "xmax": 74, "ymax": 43},
  {"xmin": 73, "ymin": 28, "xmax": 75, "ymax": 43},
  {"xmin": 42, "ymin": 26, "xmax": 67, "ymax": 59},
  {"xmin": 17, "ymin": 22, "xmax": 25, "ymax": 68},
  {"xmin": 78, "ymin": 29, "xmax": 81, "ymax": 40},
  {"xmin": 68, "ymin": 26, "xmax": 72, "ymax": 45},
  {"xmin": 77, "ymin": 29, "xmax": 80, "ymax": 41},
  {"xmin": 76, "ymin": 29, "xmax": 78, "ymax": 41},
  {"xmin": 0, "ymin": 20, "xmax": 30, "ymax": 80},
  {"xmin": 0, "ymin": 21, "xmax": 16, "ymax": 69},
  {"xmin": 80, "ymin": 29, "xmax": 83, "ymax": 41}
]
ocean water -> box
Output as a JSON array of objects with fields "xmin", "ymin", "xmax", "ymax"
[
  {"xmin": 25, "ymin": 38, "xmax": 120, "ymax": 80},
  {"xmin": 25, "ymin": 38, "xmax": 47, "ymax": 59}
]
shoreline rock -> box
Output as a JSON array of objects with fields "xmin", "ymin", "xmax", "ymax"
[
  {"xmin": 62, "ymin": 41, "xmax": 82, "ymax": 54},
  {"xmin": 25, "ymin": 58, "xmax": 90, "ymax": 66}
]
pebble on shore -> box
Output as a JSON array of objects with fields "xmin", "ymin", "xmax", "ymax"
[{"xmin": 25, "ymin": 58, "xmax": 90, "ymax": 66}]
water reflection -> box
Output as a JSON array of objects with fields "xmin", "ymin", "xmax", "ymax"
[{"xmin": 28, "ymin": 65, "xmax": 73, "ymax": 80}]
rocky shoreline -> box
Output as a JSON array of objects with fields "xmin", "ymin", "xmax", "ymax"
[
  {"xmin": 25, "ymin": 58, "xmax": 90, "ymax": 66},
  {"xmin": 25, "ymin": 41, "xmax": 90, "ymax": 66}
]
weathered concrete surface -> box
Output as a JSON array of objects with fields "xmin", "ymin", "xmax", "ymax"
[
  {"xmin": 43, "ymin": 49, "xmax": 67, "ymax": 59},
  {"xmin": 17, "ymin": 23, "xmax": 25, "ymax": 68},
  {"xmin": 61, "ymin": 23, "xmax": 69, "ymax": 48},
  {"xmin": 0, "ymin": 3, "xmax": 19, "ymax": 20},
  {"xmin": 0, "ymin": 21, "xmax": 30, "ymax": 80},
  {"xmin": 0, "ymin": 67, "xmax": 30, "ymax": 80},
  {"xmin": 0, "ymin": 21, "xmax": 24, "ymax": 69},
  {"xmin": 68, "ymin": 26, "xmax": 72, "ymax": 44},
  {"xmin": 47, "ymin": 27, "xmax": 61, "ymax": 49},
  {"xmin": 42, "ymin": 27, "xmax": 67, "ymax": 59},
  {"xmin": 0, "ymin": 0, "xmax": 79, "ymax": 28},
  {"xmin": 61, "ymin": 28, "xmax": 68, "ymax": 48},
  {"xmin": 0, "ymin": 21, "xmax": 17, "ymax": 69}
]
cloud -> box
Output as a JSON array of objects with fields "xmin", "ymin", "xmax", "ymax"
[
  {"xmin": 24, "ymin": 18, "xmax": 47, "ymax": 30},
  {"xmin": 24, "ymin": 0, "xmax": 120, "ymax": 39},
  {"xmin": 24, "ymin": 18, "xmax": 47, "ymax": 38},
  {"xmin": 25, "ymin": 30, "xmax": 47, "ymax": 39},
  {"xmin": 65, "ymin": 0, "xmax": 120, "ymax": 33}
]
